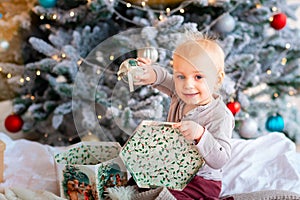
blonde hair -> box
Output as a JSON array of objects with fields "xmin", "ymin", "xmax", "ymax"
[{"xmin": 174, "ymin": 31, "xmax": 225, "ymax": 91}]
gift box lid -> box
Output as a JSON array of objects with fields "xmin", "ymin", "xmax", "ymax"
[
  {"xmin": 55, "ymin": 141, "xmax": 121, "ymax": 165},
  {"xmin": 120, "ymin": 120, "xmax": 205, "ymax": 190}
]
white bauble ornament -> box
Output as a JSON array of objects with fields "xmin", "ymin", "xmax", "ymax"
[
  {"xmin": 239, "ymin": 118, "xmax": 258, "ymax": 139},
  {"xmin": 213, "ymin": 13, "xmax": 235, "ymax": 34},
  {"xmin": 137, "ymin": 47, "xmax": 159, "ymax": 63}
]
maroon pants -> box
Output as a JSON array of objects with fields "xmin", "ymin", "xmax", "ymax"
[{"xmin": 168, "ymin": 176, "xmax": 222, "ymax": 200}]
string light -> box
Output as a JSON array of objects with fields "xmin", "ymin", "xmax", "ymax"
[
  {"xmin": 97, "ymin": 115, "xmax": 102, "ymax": 119},
  {"xmin": 40, "ymin": 15, "xmax": 45, "ymax": 20},
  {"xmin": 7, "ymin": 73, "xmax": 12, "ymax": 79},
  {"xmin": 271, "ymin": 7, "xmax": 278, "ymax": 12},
  {"xmin": 281, "ymin": 58, "xmax": 287, "ymax": 65},
  {"xmin": 266, "ymin": 69, "xmax": 272, "ymax": 75},
  {"xmin": 19, "ymin": 78, "xmax": 25, "ymax": 83},
  {"xmin": 45, "ymin": 24, "xmax": 51, "ymax": 29},
  {"xmin": 285, "ymin": 43, "xmax": 291, "ymax": 49},
  {"xmin": 256, "ymin": 4, "xmax": 262, "ymax": 8},
  {"xmin": 166, "ymin": 7, "xmax": 171, "ymax": 16},
  {"xmin": 273, "ymin": 92, "xmax": 279, "ymax": 98},
  {"xmin": 77, "ymin": 59, "xmax": 83, "ymax": 65},
  {"xmin": 36, "ymin": 70, "xmax": 41, "ymax": 76},
  {"xmin": 109, "ymin": 55, "xmax": 114, "ymax": 60},
  {"xmin": 289, "ymin": 90, "xmax": 295, "ymax": 96},
  {"xmin": 70, "ymin": 11, "xmax": 75, "ymax": 17},
  {"xmin": 25, "ymin": 76, "xmax": 31, "ymax": 81},
  {"xmin": 52, "ymin": 14, "xmax": 57, "ymax": 20}
]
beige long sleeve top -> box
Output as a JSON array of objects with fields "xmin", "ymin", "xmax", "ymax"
[{"xmin": 152, "ymin": 66, "xmax": 235, "ymax": 181}]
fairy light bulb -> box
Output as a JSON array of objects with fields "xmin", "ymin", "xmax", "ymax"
[
  {"xmin": 271, "ymin": 7, "xmax": 278, "ymax": 12},
  {"xmin": 285, "ymin": 43, "xmax": 291, "ymax": 49},
  {"xmin": 267, "ymin": 69, "xmax": 272, "ymax": 75},
  {"xmin": 289, "ymin": 90, "xmax": 295, "ymax": 96},
  {"xmin": 25, "ymin": 76, "xmax": 31, "ymax": 81},
  {"xmin": 141, "ymin": 1, "xmax": 146, "ymax": 7},
  {"xmin": 159, "ymin": 14, "xmax": 164, "ymax": 21},
  {"xmin": 40, "ymin": 15, "xmax": 45, "ymax": 20},
  {"xmin": 52, "ymin": 14, "xmax": 57, "ymax": 20},
  {"xmin": 118, "ymin": 104, "xmax": 123, "ymax": 109},
  {"xmin": 70, "ymin": 11, "xmax": 75, "ymax": 17},
  {"xmin": 97, "ymin": 115, "xmax": 102, "ymax": 119},
  {"xmin": 30, "ymin": 95, "xmax": 35, "ymax": 100},
  {"xmin": 109, "ymin": 55, "xmax": 114, "ymax": 60},
  {"xmin": 126, "ymin": 3, "xmax": 131, "ymax": 7},
  {"xmin": 256, "ymin": 4, "xmax": 262, "ymax": 8},
  {"xmin": 281, "ymin": 58, "xmax": 287, "ymax": 65},
  {"xmin": 7, "ymin": 73, "xmax": 12, "ymax": 79},
  {"xmin": 166, "ymin": 8, "xmax": 171, "ymax": 15},
  {"xmin": 273, "ymin": 92, "xmax": 279, "ymax": 98},
  {"xmin": 180, "ymin": 8, "xmax": 185, "ymax": 14},
  {"xmin": 0, "ymin": 67, "xmax": 2, "ymax": 72},
  {"xmin": 45, "ymin": 24, "xmax": 51, "ymax": 29},
  {"xmin": 36, "ymin": 70, "xmax": 41, "ymax": 76},
  {"xmin": 52, "ymin": 54, "xmax": 59, "ymax": 61},
  {"xmin": 61, "ymin": 53, "xmax": 66, "ymax": 58},
  {"xmin": 20, "ymin": 78, "xmax": 25, "ymax": 83},
  {"xmin": 77, "ymin": 59, "xmax": 83, "ymax": 65}
]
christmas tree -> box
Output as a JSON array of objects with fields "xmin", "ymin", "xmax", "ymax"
[{"xmin": 1, "ymin": 0, "xmax": 300, "ymax": 146}]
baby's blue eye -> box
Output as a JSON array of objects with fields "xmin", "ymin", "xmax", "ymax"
[{"xmin": 177, "ymin": 75, "xmax": 185, "ymax": 79}]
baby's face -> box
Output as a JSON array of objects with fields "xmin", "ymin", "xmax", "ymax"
[
  {"xmin": 173, "ymin": 39, "xmax": 224, "ymax": 106},
  {"xmin": 173, "ymin": 54, "xmax": 214, "ymax": 106}
]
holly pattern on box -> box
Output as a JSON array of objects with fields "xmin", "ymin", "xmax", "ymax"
[{"xmin": 120, "ymin": 120, "xmax": 205, "ymax": 190}]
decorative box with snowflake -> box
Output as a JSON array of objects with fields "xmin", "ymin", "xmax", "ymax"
[
  {"xmin": 120, "ymin": 120, "xmax": 205, "ymax": 191},
  {"xmin": 54, "ymin": 142, "xmax": 128, "ymax": 200}
]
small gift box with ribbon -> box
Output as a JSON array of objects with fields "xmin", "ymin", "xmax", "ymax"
[{"xmin": 54, "ymin": 141, "xmax": 128, "ymax": 200}]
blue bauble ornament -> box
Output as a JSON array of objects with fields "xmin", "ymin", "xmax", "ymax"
[
  {"xmin": 265, "ymin": 114, "xmax": 284, "ymax": 132},
  {"xmin": 39, "ymin": 0, "xmax": 57, "ymax": 8}
]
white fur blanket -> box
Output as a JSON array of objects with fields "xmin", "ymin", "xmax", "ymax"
[{"xmin": 0, "ymin": 132, "xmax": 299, "ymax": 198}]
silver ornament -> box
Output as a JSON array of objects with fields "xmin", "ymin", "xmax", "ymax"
[
  {"xmin": 214, "ymin": 13, "xmax": 236, "ymax": 34},
  {"xmin": 239, "ymin": 118, "xmax": 258, "ymax": 139},
  {"xmin": 137, "ymin": 47, "xmax": 159, "ymax": 63}
]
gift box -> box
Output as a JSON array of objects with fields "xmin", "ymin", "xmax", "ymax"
[
  {"xmin": 54, "ymin": 141, "xmax": 128, "ymax": 200},
  {"xmin": 120, "ymin": 120, "xmax": 205, "ymax": 191}
]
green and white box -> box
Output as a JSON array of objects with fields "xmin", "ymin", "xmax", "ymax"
[
  {"xmin": 120, "ymin": 120, "xmax": 205, "ymax": 191},
  {"xmin": 55, "ymin": 141, "xmax": 128, "ymax": 200}
]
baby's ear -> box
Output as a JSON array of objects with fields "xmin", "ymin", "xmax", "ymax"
[
  {"xmin": 217, "ymin": 71, "xmax": 225, "ymax": 84},
  {"xmin": 214, "ymin": 70, "xmax": 225, "ymax": 91}
]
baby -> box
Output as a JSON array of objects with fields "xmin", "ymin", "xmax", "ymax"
[{"xmin": 134, "ymin": 33, "xmax": 235, "ymax": 199}]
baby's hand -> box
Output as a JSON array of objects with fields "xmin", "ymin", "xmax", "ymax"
[
  {"xmin": 172, "ymin": 121, "xmax": 204, "ymax": 142},
  {"xmin": 133, "ymin": 57, "xmax": 157, "ymax": 85}
]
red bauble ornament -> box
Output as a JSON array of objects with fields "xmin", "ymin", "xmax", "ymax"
[
  {"xmin": 270, "ymin": 12, "xmax": 287, "ymax": 30},
  {"xmin": 227, "ymin": 101, "xmax": 241, "ymax": 116},
  {"xmin": 4, "ymin": 113, "xmax": 24, "ymax": 133}
]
